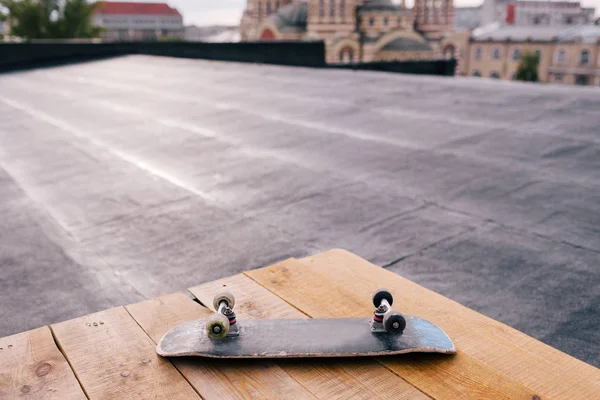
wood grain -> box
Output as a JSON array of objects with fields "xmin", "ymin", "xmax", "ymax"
[
  {"xmin": 190, "ymin": 274, "xmax": 430, "ymax": 400},
  {"xmin": 126, "ymin": 292, "xmax": 318, "ymax": 400},
  {"xmin": 0, "ymin": 326, "xmax": 85, "ymax": 400},
  {"xmin": 51, "ymin": 306, "xmax": 199, "ymax": 400},
  {"xmin": 297, "ymin": 250, "xmax": 600, "ymax": 399},
  {"xmin": 245, "ymin": 253, "xmax": 576, "ymax": 400}
]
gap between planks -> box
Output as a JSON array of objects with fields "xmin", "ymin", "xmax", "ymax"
[{"xmin": 49, "ymin": 324, "xmax": 91, "ymax": 400}]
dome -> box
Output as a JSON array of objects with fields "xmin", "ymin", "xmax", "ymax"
[
  {"xmin": 358, "ymin": 0, "xmax": 402, "ymax": 11},
  {"xmin": 380, "ymin": 37, "xmax": 432, "ymax": 51},
  {"xmin": 269, "ymin": 1, "xmax": 308, "ymax": 33}
]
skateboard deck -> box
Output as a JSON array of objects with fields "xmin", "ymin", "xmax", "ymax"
[{"xmin": 157, "ymin": 316, "xmax": 456, "ymax": 358}]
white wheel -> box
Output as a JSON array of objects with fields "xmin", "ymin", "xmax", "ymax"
[
  {"xmin": 213, "ymin": 290, "xmax": 235, "ymax": 310},
  {"xmin": 206, "ymin": 313, "xmax": 230, "ymax": 339},
  {"xmin": 383, "ymin": 312, "xmax": 406, "ymax": 334}
]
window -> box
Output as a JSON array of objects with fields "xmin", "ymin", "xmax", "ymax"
[
  {"xmin": 575, "ymin": 75, "xmax": 589, "ymax": 86},
  {"xmin": 340, "ymin": 0, "xmax": 345, "ymax": 20},
  {"xmin": 492, "ymin": 47, "xmax": 501, "ymax": 60},
  {"xmin": 534, "ymin": 49, "xmax": 541, "ymax": 60},
  {"xmin": 384, "ymin": 17, "xmax": 388, "ymax": 26},
  {"xmin": 339, "ymin": 48, "xmax": 354, "ymax": 64},
  {"xmin": 397, "ymin": 17, "xmax": 402, "ymax": 25},
  {"xmin": 512, "ymin": 48, "xmax": 521, "ymax": 61},
  {"xmin": 443, "ymin": 46, "xmax": 455, "ymax": 59},
  {"xmin": 267, "ymin": 0, "xmax": 271, "ymax": 14},
  {"xmin": 369, "ymin": 17, "xmax": 374, "ymax": 26},
  {"xmin": 565, "ymin": 16, "xmax": 573, "ymax": 24},
  {"xmin": 472, "ymin": 70, "xmax": 481, "ymax": 77},
  {"xmin": 556, "ymin": 49, "xmax": 566, "ymax": 64},
  {"xmin": 474, "ymin": 46, "xmax": 482, "ymax": 60},
  {"xmin": 319, "ymin": 0, "xmax": 324, "ymax": 17},
  {"xmin": 554, "ymin": 73, "xmax": 564, "ymax": 83},
  {"xmin": 258, "ymin": 2, "xmax": 262, "ymax": 18},
  {"xmin": 580, "ymin": 50, "xmax": 590, "ymax": 65},
  {"xmin": 490, "ymin": 72, "xmax": 500, "ymax": 79},
  {"xmin": 330, "ymin": 0, "xmax": 335, "ymax": 17}
]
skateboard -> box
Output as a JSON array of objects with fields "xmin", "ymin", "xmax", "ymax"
[{"xmin": 157, "ymin": 289, "xmax": 456, "ymax": 358}]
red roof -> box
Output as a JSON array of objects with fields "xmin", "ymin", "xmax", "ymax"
[{"xmin": 94, "ymin": 2, "xmax": 181, "ymax": 16}]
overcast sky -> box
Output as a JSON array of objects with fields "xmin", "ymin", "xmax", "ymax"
[{"xmin": 161, "ymin": 0, "xmax": 598, "ymax": 26}]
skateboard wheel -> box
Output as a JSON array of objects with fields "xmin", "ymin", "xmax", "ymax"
[
  {"xmin": 383, "ymin": 312, "xmax": 406, "ymax": 334},
  {"xmin": 213, "ymin": 290, "xmax": 235, "ymax": 310},
  {"xmin": 372, "ymin": 289, "xmax": 393, "ymax": 307},
  {"xmin": 206, "ymin": 313, "xmax": 230, "ymax": 339}
]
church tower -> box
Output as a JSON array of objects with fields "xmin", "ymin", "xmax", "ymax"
[
  {"xmin": 241, "ymin": 0, "xmax": 295, "ymax": 40},
  {"xmin": 413, "ymin": 0, "xmax": 454, "ymax": 41},
  {"xmin": 247, "ymin": 0, "xmax": 294, "ymax": 21},
  {"xmin": 307, "ymin": 0, "xmax": 363, "ymax": 41}
]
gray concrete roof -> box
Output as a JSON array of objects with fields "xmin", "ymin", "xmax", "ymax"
[
  {"xmin": 0, "ymin": 56, "xmax": 598, "ymax": 367},
  {"xmin": 557, "ymin": 23, "xmax": 600, "ymax": 43},
  {"xmin": 473, "ymin": 22, "xmax": 600, "ymax": 43}
]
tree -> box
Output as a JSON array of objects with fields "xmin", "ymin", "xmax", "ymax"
[
  {"xmin": 515, "ymin": 51, "xmax": 539, "ymax": 82},
  {"xmin": 0, "ymin": 0, "xmax": 102, "ymax": 39}
]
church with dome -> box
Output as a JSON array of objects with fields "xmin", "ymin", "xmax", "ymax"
[{"xmin": 240, "ymin": 0, "xmax": 455, "ymax": 63}]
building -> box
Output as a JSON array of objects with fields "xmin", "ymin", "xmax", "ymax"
[
  {"xmin": 466, "ymin": 23, "xmax": 600, "ymax": 86},
  {"xmin": 93, "ymin": 2, "xmax": 184, "ymax": 42},
  {"xmin": 454, "ymin": 0, "xmax": 595, "ymax": 35},
  {"xmin": 240, "ymin": 0, "xmax": 455, "ymax": 64},
  {"xmin": 184, "ymin": 26, "xmax": 241, "ymax": 42},
  {"xmin": 482, "ymin": 0, "xmax": 595, "ymax": 27},
  {"xmin": 455, "ymin": 6, "xmax": 483, "ymax": 31}
]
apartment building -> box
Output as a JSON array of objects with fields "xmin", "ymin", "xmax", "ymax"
[
  {"xmin": 93, "ymin": 1, "xmax": 184, "ymax": 42},
  {"xmin": 467, "ymin": 24, "xmax": 600, "ymax": 86}
]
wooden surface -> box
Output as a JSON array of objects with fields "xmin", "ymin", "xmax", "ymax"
[
  {"xmin": 50, "ymin": 307, "xmax": 200, "ymax": 400},
  {"xmin": 1, "ymin": 249, "xmax": 599, "ymax": 399},
  {"xmin": 0, "ymin": 326, "xmax": 85, "ymax": 399}
]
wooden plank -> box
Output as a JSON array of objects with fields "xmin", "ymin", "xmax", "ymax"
[
  {"xmin": 190, "ymin": 274, "xmax": 430, "ymax": 400},
  {"xmin": 246, "ymin": 250, "xmax": 600, "ymax": 400},
  {"xmin": 0, "ymin": 326, "xmax": 85, "ymax": 400},
  {"xmin": 126, "ymin": 292, "xmax": 318, "ymax": 400},
  {"xmin": 245, "ymin": 255, "xmax": 541, "ymax": 399},
  {"xmin": 51, "ymin": 307, "xmax": 200, "ymax": 400}
]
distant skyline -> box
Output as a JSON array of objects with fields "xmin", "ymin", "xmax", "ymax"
[{"xmin": 151, "ymin": 0, "xmax": 599, "ymax": 26}]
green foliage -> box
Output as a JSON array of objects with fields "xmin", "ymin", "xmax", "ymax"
[
  {"xmin": 0, "ymin": 0, "xmax": 103, "ymax": 39},
  {"xmin": 516, "ymin": 51, "xmax": 539, "ymax": 82}
]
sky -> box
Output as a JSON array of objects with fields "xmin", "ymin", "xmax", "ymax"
[{"xmin": 157, "ymin": 0, "xmax": 599, "ymax": 26}]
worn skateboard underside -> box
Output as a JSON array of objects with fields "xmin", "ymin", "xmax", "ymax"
[{"xmin": 157, "ymin": 317, "xmax": 456, "ymax": 358}]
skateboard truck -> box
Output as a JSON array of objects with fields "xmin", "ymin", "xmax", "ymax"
[
  {"xmin": 370, "ymin": 289, "xmax": 407, "ymax": 334},
  {"xmin": 206, "ymin": 291, "xmax": 239, "ymax": 339},
  {"xmin": 205, "ymin": 288, "xmax": 407, "ymax": 340}
]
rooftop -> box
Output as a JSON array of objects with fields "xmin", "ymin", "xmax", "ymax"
[
  {"xmin": 0, "ymin": 56, "xmax": 598, "ymax": 367},
  {"xmin": 358, "ymin": 0, "xmax": 404, "ymax": 12},
  {"xmin": 472, "ymin": 22, "xmax": 600, "ymax": 42},
  {"xmin": 94, "ymin": 1, "xmax": 181, "ymax": 16}
]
